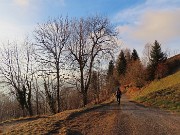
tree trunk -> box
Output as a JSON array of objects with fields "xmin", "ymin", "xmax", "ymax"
[
  {"xmin": 83, "ymin": 92, "xmax": 88, "ymax": 107},
  {"xmin": 27, "ymin": 82, "xmax": 33, "ymax": 116},
  {"xmin": 35, "ymin": 78, "xmax": 39, "ymax": 115},
  {"xmin": 44, "ymin": 82, "xmax": 56, "ymax": 114},
  {"xmin": 27, "ymin": 105, "xmax": 33, "ymax": 116},
  {"xmin": 36, "ymin": 92, "xmax": 39, "ymax": 115},
  {"xmin": 57, "ymin": 65, "xmax": 60, "ymax": 113},
  {"xmin": 80, "ymin": 68, "xmax": 87, "ymax": 107},
  {"xmin": 22, "ymin": 108, "xmax": 25, "ymax": 117}
]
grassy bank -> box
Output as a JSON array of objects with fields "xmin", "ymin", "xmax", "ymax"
[{"xmin": 134, "ymin": 71, "xmax": 180, "ymax": 112}]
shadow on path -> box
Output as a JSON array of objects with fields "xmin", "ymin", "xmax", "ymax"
[
  {"xmin": 66, "ymin": 129, "xmax": 83, "ymax": 135},
  {"xmin": 66, "ymin": 102, "xmax": 113, "ymax": 120}
]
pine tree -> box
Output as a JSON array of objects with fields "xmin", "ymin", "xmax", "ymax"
[
  {"xmin": 147, "ymin": 40, "xmax": 167, "ymax": 80},
  {"xmin": 116, "ymin": 50, "xmax": 127, "ymax": 76},
  {"xmin": 131, "ymin": 49, "xmax": 139, "ymax": 61},
  {"xmin": 150, "ymin": 40, "xmax": 166, "ymax": 65},
  {"xmin": 107, "ymin": 60, "xmax": 114, "ymax": 78}
]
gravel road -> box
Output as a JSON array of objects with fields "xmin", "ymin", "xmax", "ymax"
[
  {"xmin": 64, "ymin": 95, "xmax": 180, "ymax": 135},
  {"xmin": 114, "ymin": 96, "xmax": 180, "ymax": 135}
]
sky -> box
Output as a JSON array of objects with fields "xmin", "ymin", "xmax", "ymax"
[{"xmin": 0, "ymin": 0, "xmax": 180, "ymax": 57}]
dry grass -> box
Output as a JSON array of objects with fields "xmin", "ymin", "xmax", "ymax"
[
  {"xmin": 1, "ymin": 110, "xmax": 74, "ymax": 135},
  {"xmin": 138, "ymin": 71, "xmax": 180, "ymax": 97},
  {"xmin": 0, "ymin": 96, "xmax": 114, "ymax": 135},
  {"xmin": 133, "ymin": 71, "xmax": 180, "ymax": 112}
]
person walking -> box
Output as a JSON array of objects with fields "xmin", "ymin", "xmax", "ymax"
[{"xmin": 116, "ymin": 87, "xmax": 122, "ymax": 105}]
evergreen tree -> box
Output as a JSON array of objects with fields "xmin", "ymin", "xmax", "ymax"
[
  {"xmin": 107, "ymin": 60, "xmax": 114, "ymax": 78},
  {"xmin": 147, "ymin": 40, "xmax": 167, "ymax": 80},
  {"xmin": 150, "ymin": 40, "xmax": 166, "ymax": 65},
  {"xmin": 131, "ymin": 49, "xmax": 139, "ymax": 61},
  {"xmin": 116, "ymin": 50, "xmax": 127, "ymax": 76},
  {"xmin": 107, "ymin": 60, "xmax": 119, "ymax": 93}
]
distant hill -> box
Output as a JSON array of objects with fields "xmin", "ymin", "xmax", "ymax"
[
  {"xmin": 134, "ymin": 71, "xmax": 180, "ymax": 112},
  {"xmin": 166, "ymin": 54, "xmax": 180, "ymax": 75}
]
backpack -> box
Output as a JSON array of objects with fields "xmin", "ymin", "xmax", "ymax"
[{"xmin": 116, "ymin": 88, "xmax": 121, "ymax": 96}]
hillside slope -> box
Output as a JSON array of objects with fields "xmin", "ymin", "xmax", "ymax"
[
  {"xmin": 166, "ymin": 54, "xmax": 180, "ymax": 75},
  {"xmin": 134, "ymin": 71, "xmax": 180, "ymax": 111}
]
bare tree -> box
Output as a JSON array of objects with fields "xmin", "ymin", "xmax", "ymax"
[
  {"xmin": 34, "ymin": 17, "xmax": 71, "ymax": 113},
  {"xmin": 39, "ymin": 69, "xmax": 57, "ymax": 114},
  {"xmin": 124, "ymin": 48, "xmax": 131, "ymax": 62},
  {"xmin": 0, "ymin": 41, "xmax": 35, "ymax": 116},
  {"xmin": 142, "ymin": 43, "xmax": 153, "ymax": 67},
  {"xmin": 67, "ymin": 15, "xmax": 117, "ymax": 106}
]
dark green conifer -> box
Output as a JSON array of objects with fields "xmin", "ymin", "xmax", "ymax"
[
  {"xmin": 147, "ymin": 40, "xmax": 167, "ymax": 80},
  {"xmin": 116, "ymin": 50, "xmax": 127, "ymax": 76},
  {"xmin": 131, "ymin": 49, "xmax": 139, "ymax": 61},
  {"xmin": 107, "ymin": 60, "xmax": 114, "ymax": 78}
]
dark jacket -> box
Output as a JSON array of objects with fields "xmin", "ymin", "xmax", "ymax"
[{"xmin": 116, "ymin": 88, "xmax": 122, "ymax": 97}]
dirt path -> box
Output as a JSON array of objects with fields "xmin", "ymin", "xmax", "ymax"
[{"xmin": 63, "ymin": 96, "xmax": 180, "ymax": 135}]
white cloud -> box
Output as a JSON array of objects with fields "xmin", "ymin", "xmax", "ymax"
[
  {"xmin": 0, "ymin": 21, "xmax": 33, "ymax": 43},
  {"xmin": 0, "ymin": 0, "xmax": 66, "ymax": 43},
  {"xmin": 13, "ymin": 0, "xmax": 65, "ymax": 8},
  {"xmin": 115, "ymin": 0, "xmax": 180, "ymax": 56},
  {"xmin": 114, "ymin": 0, "xmax": 180, "ymax": 24},
  {"xmin": 14, "ymin": 0, "xmax": 29, "ymax": 7},
  {"xmin": 116, "ymin": 8, "xmax": 180, "ymax": 43},
  {"xmin": 131, "ymin": 9, "xmax": 180, "ymax": 42}
]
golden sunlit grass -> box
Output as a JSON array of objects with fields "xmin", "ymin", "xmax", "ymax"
[
  {"xmin": 1, "ymin": 96, "xmax": 114, "ymax": 135},
  {"xmin": 138, "ymin": 71, "xmax": 180, "ymax": 97},
  {"xmin": 134, "ymin": 71, "xmax": 180, "ymax": 112},
  {"xmin": 0, "ymin": 115, "xmax": 48, "ymax": 125},
  {"xmin": 2, "ymin": 111, "xmax": 72, "ymax": 135}
]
